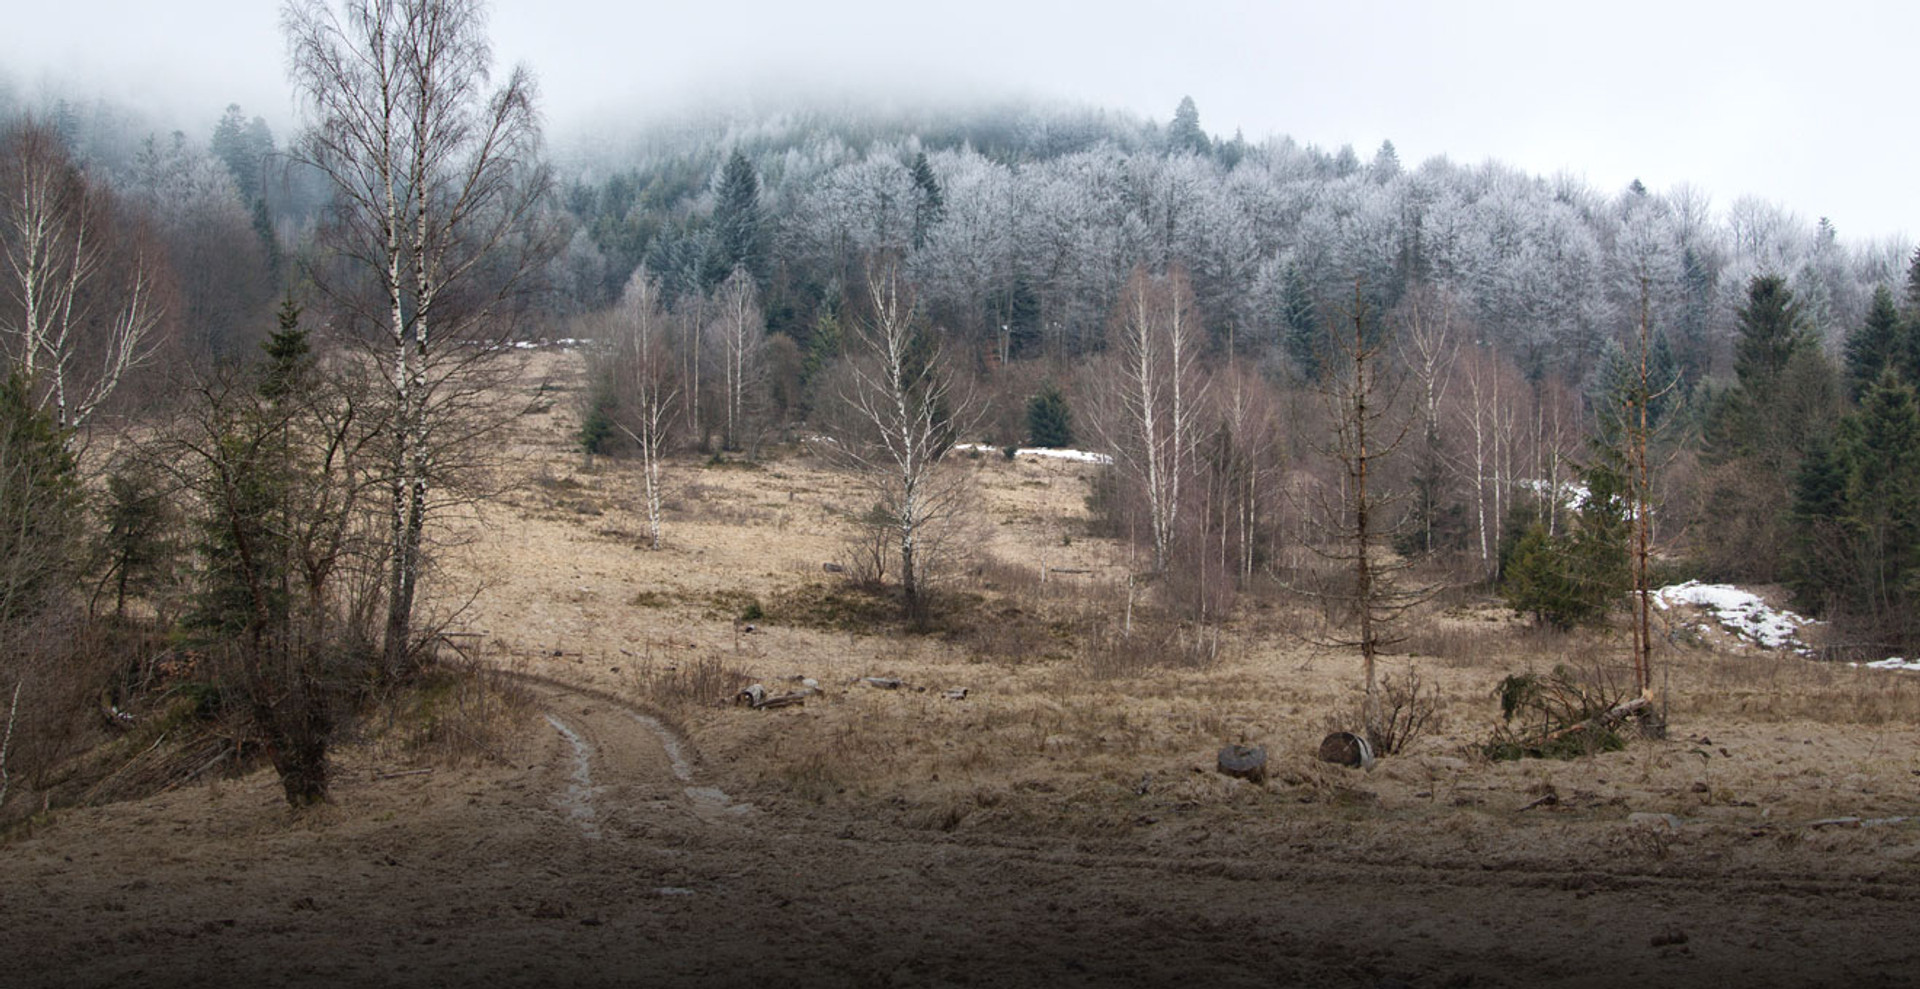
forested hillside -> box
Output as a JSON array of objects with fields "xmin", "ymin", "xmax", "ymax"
[{"xmin": 5, "ymin": 75, "xmax": 1920, "ymax": 817}]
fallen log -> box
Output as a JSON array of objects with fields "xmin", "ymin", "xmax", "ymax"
[
  {"xmin": 752, "ymin": 691, "xmax": 811, "ymax": 710},
  {"xmin": 1544, "ymin": 696, "xmax": 1650, "ymax": 743}
]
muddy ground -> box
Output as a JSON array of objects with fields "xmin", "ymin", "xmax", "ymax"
[{"xmin": 4, "ymin": 350, "xmax": 1919, "ymax": 988}]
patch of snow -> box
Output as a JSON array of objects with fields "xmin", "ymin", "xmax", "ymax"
[
  {"xmin": 1654, "ymin": 580, "xmax": 1816, "ymax": 654},
  {"xmin": 1522, "ymin": 478, "xmax": 1589, "ymax": 510},
  {"xmin": 954, "ymin": 442, "xmax": 1113, "ymax": 465},
  {"xmin": 1859, "ymin": 658, "xmax": 1920, "ymax": 672}
]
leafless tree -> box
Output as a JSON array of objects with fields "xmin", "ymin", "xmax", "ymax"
[
  {"xmin": 0, "ymin": 120, "xmax": 166, "ymax": 433},
  {"xmin": 606, "ymin": 268, "xmax": 678, "ymax": 549},
  {"xmin": 1097, "ymin": 265, "xmax": 1208, "ymax": 576},
  {"xmin": 1314, "ymin": 282, "xmax": 1423, "ymax": 744},
  {"xmin": 707, "ymin": 266, "xmax": 764, "ymax": 454},
  {"xmin": 284, "ymin": 0, "xmax": 553, "ymax": 672},
  {"xmin": 829, "ymin": 261, "xmax": 975, "ymax": 621},
  {"xmin": 1396, "ymin": 283, "xmax": 1462, "ymax": 559}
]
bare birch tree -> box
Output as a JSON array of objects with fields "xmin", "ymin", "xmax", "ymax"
[
  {"xmin": 1396, "ymin": 283, "xmax": 1462, "ymax": 559},
  {"xmin": 284, "ymin": 0, "xmax": 552, "ymax": 672},
  {"xmin": 830, "ymin": 262, "xmax": 973, "ymax": 622},
  {"xmin": 0, "ymin": 120, "xmax": 165, "ymax": 433},
  {"xmin": 707, "ymin": 266, "xmax": 764, "ymax": 454},
  {"xmin": 607, "ymin": 268, "xmax": 677, "ymax": 549},
  {"xmin": 1099, "ymin": 266, "xmax": 1207, "ymax": 575}
]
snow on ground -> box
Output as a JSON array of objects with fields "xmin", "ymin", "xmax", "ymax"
[
  {"xmin": 1655, "ymin": 580, "xmax": 1816, "ymax": 654},
  {"xmin": 955, "ymin": 443, "xmax": 1113, "ymax": 465},
  {"xmin": 1861, "ymin": 658, "xmax": 1920, "ymax": 672}
]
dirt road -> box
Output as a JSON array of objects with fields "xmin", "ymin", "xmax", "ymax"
[{"xmin": 6, "ymin": 668, "xmax": 1918, "ymax": 989}]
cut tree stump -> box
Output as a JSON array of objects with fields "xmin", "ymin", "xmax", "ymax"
[
  {"xmin": 1318, "ymin": 732, "xmax": 1375, "ymax": 768},
  {"xmin": 1216, "ymin": 744, "xmax": 1268, "ymax": 784}
]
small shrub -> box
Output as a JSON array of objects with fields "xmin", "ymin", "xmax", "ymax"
[{"xmin": 1368, "ymin": 666, "xmax": 1441, "ymax": 755}]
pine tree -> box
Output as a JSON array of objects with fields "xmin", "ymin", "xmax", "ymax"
[
  {"xmin": 1840, "ymin": 371, "xmax": 1920, "ymax": 645},
  {"xmin": 1025, "ymin": 382, "xmax": 1074, "ymax": 448},
  {"xmin": 259, "ymin": 294, "xmax": 310, "ymax": 402},
  {"xmin": 1785, "ymin": 432, "xmax": 1849, "ymax": 614},
  {"xmin": 1733, "ymin": 274, "xmax": 1813, "ymax": 389},
  {"xmin": 704, "ymin": 149, "xmax": 763, "ymax": 287},
  {"xmin": 1281, "ymin": 262, "xmax": 1321, "ymax": 381},
  {"xmin": 1847, "ymin": 285, "xmax": 1902, "ymax": 401},
  {"xmin": 0, "ymin": 372, "xmax": 80, "ymax": 628},
  {"xmin": 909, "ymin": 152, "xmax": 944, "ymax": 251},
  {"xmin": 1167, "ymin": 96, "xmax": 1210, "ymax": 156}
]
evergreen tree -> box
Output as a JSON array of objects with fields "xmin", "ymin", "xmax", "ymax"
[
  {"xmin": 1784, "ymin": 431, "xmax": 1849, "ymax": 614},
  {"xmin": 1499, "ymin": 462, "xmax": 1631, "ymax": 630},
  {"xmin": 1167, "ymin": 96, "xmax": 1210, "ymax": 156},
  {"xmin": 909, "ymin": 151, "xmax": 944, "ymax": 251},
  {"xmin": 259, "ymin": 294, "xmax": 310, "ymax": 402},
  {"xmin": 1839, "ymin": 371, "xmax": 1920, "ymax": 644},
  {"xmin": 1847, "ymin": 285, "xmax": 1902, "ymax": 401},
  {"xmin": 1281, "ymin": 262, "xmax": 1321, "ymax": 381},
  {"xmin": 704, "ymin": 149, "xmax": 763, "ymax": 287},
  {"xmin": 1733, "ymin": 274, "xmax": 1813, "ymax": 389},
  {"xmin": 1025, "ymin": 382, "xmax": 1074, "ymax": 448},
  {"xmin": 0, "ymin": 372, "xmax": 80, "ymax": 628},
  {"xmin": 1906, "ymin": 246, "xmax": 1920, "ymax": 312}
]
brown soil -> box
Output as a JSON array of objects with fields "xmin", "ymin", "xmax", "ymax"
[{"xmin": 5, "ymin": 349, "xmax": 1920, "ymax": 989}]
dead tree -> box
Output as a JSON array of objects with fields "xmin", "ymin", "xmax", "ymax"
[
  {"xmin": 286, "ymin": 0, "xmax": 553, "ymax": 673},
  {"xmin": 1314, "ymin": 283, "xmax": 1424, "ymax": 742}
]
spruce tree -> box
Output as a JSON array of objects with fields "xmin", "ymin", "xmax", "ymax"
[
  {"xmin": 1784, "ymin": 432, "xmax": 1849, "ymax": 614},
  {"xmin": 1281, "ymin": 263, "xmax": 1321, "ymax": 381},
  {"xmin": 1847, "ymin": 285, "xmax": 1902, "ymax": 401},
  {"xmin": 909, "ymin": 152, "xmax": 944, "ymax": 251},
  {"xmin": 1167, "ymin": 96, "xmax": 1210, "ymax": 156},
  {"xmin": 1025, "ymin": 382, "xmax": 1074, "ymax": 448},
  {"xmin": 1733, "ymin": 274, "xmax": 1813, "ymax": 389},
  {"xmin": 0, "ymin": 372, "xmax": 80, "ymax": 628},
  {"xmin": 704, "ymin": 149, "xmax": 763, "ymax": 287},
  {"xmin": 1840, "ymin": 370, "xmax": 1920, "ymax": 643}
]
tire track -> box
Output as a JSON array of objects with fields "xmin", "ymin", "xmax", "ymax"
[{"xmin": 509, "ymin": 670, "xmax": 754, "ymax": 830}]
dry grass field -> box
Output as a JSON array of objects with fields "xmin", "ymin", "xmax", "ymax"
[{"xmin": 5, "ymin": 348, "xmax": 1920, "ymax": 988}]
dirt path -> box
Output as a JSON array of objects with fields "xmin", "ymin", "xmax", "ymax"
[{"xmin": 6, "ymin": 669, "xmax": 1919, "ymax": 988}]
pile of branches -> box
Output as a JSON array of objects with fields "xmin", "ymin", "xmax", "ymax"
[{"xmin": 1484, "ymin": 665, "xmax": 1648, "ymax": 761}]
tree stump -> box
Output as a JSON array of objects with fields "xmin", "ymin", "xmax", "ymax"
[
  {"xmin": 1216, "ymin": 744, "xmax": 1268, "ymax": 784},
  {"xmin": 1318, "ymin": 731, "xmax": 1375, "ymax": 768}
]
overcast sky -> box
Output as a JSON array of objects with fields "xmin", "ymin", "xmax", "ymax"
[{"xmin": 4, "ymin": 0, "xmax": 1913, "ymax": 244}]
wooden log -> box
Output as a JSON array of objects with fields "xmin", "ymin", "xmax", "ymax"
[
  {"xmin": 1544, "ymin": 696, "xmax": 1650, "ymax": 742},
  {"xmin": 1216, "ymin": 744, "xmax": 1268, "ymax": 784}
]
